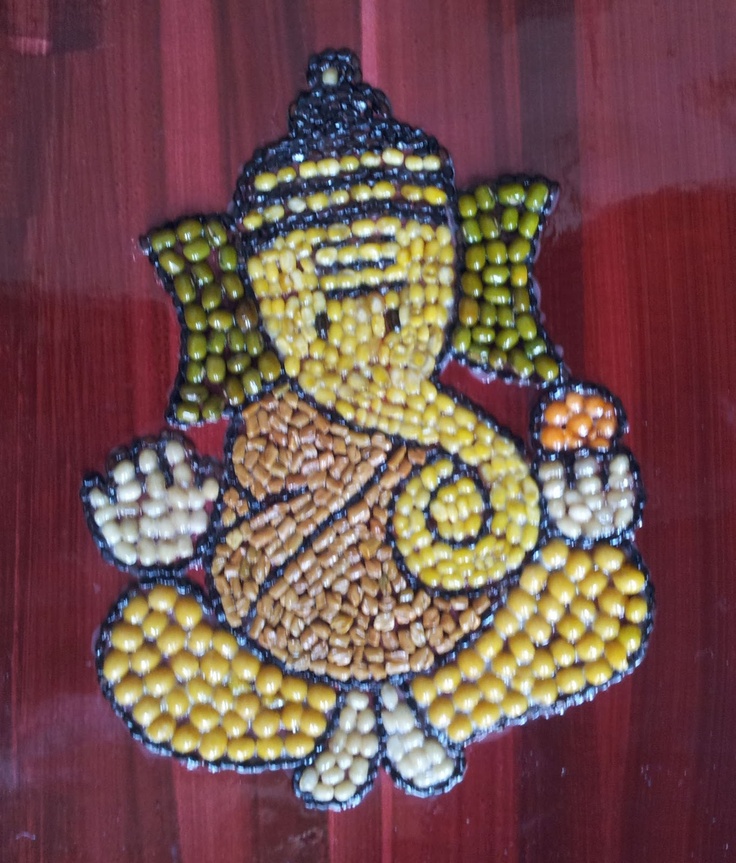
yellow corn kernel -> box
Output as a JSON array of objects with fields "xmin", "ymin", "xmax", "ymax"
[
  {"xmin": 317, "ymin": 157, "xmax": 340, "ymax": 176},
  {"xmin": 531, "ymin": 648, "xmax": 556, "ymax": 679},
  {"xmin": 530, "ymin": 679, "xmax": 558, "ymax": 706},
  {"xmin": 254, "ymin": 172, "xmax": 278, "ymax": 191},
  {"xmin": 556, "ymin": 666, "xmax": 585, "ymax": 695},
  {"xmin": 298, "ymin": 160, "xmax": 318, "ymax": 179},
  {"xmin": 340, "ymin": 154, "xmax": 360, "ymax": 172},
  {"xmin": 372, "ymin": 180, "xmax": 395, "ymax": 199},
  {"xmin": 277, "ymin": 166, "xmax": 297, "ymax": 183},
  {"xmin": 501, "ymin": 691, "xmax": 528, "ymax": 719},
  {"xmin": 427, "ymin": 696, "xmax": 455, "ymax": 729},
  {"xmin": 424, "ymin": 186, "xmax": 447, "ymax": 206},
  {"xmin": 382, "ymin": 147, "xmax": 404, "ymax": 166},
  {"xmin": 307, "ymin": 192, "xmax": 329, "ymax": 211},
  {"xmin": 256, "ymin": 736, "xmax": 284, "ymax": 761},
  {"xmin": 360, "ymin": 151, "xmax": 381, "ymax": 167},
  {"xmin": 474, "ymin": 630, "xmax": 503, "ymax": 662},
  {"xmin": 592, "ymin": 544, "xmax": 626, "ymax": 574},
  {"xmin": 227, "ymin": 737, "xmax": 256, "ymax": 762}
]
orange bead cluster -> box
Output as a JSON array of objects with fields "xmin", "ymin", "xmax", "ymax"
[{"xmin": 538, "ymin": 391, "xmax": 620, "ymax": 452}]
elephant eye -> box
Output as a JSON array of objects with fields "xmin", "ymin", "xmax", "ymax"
[
  {"xmin": 384, "ymin": 308, "xmax": 400, "ymax": 334},
  {"xmin": 315, "ymin": 311, "xmax": 329, "ymax": 339}
]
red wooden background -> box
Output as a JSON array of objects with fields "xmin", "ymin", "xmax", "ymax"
[{"xmin": 2, "ymin": 1, "xmax": 736, "ymax": 861}]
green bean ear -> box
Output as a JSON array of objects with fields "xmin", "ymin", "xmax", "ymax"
[
  {"xmin": 141, "ymin": 214, "xmax": 284, "ymax": 427},
  {"xmin": 449, "ymin": 175, "xmax": 565, "ymax": 386}
]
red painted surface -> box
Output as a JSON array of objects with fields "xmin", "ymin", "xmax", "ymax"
[{"xmin": 2, "ymin": 1, "xmax": 735, "ymax": 860}]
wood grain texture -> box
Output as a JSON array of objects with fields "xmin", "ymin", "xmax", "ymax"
[{"xmin": 2, "ymin": 0, "xmax": 735, "ymax": 860}]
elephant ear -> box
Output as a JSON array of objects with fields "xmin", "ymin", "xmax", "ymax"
[
  {"xmin": 141, "ymin": 214, "xmax": 284, "ymax": 427},
  {"xmin": 449, "ymin": 175, "xmax": 565, "ymax": 386}
]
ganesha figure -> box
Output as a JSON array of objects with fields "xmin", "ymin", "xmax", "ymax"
[{"xmin": 81, "ymin": 49, "xmax": 653, "ymax": 809}]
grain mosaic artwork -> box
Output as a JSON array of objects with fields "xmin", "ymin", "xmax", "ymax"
[{"xmin": 82, "ymin": 49, "xmax": 653, "ymax": 809}]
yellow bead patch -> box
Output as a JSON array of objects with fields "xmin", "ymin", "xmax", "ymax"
[
  {"xmin": 411, "ymin": 540, "xmax": 650, "ymax": 740},
  {"xmin": 100, "ymin": 585, "xmax": 337, "ymax": 765}
]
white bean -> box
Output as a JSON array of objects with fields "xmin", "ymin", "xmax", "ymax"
[
  {"xmin": 381, "ymin": 683, "xmax": 399, "ymax": 711},
  {"xmin": 316, "ymin": 751, "xmax": 336, "ymax": 773},
  {"xmin": 112, "ymin": 540, "xmax": 137, "ymax": 565},
  {"xmin": 586, "ymin": 494, "xmax": 603, "ymax": 511},
  {"xmin": 569, "ymin": 503, "xmax": 592, "ymax": 524},
  {"xmin": 395, "ymin": 706, "xmax": 418, "ymax": 734},
  {"xmin": 346, "ymin": 691, "xmax": 369, "ymax": 712},
  {"xmin": 334, "ymin": 780, "xmax": 357, "ymax": 802},
  {"xmin": 433, "ymin": 758, "xmax": 454, "ymax": 783},
  {"xmin": 606, "ymin": 490, "xmax": 625, "ymax": 508},
  {"xmin": 424, "ymin": 739, "xmax": 446, "ymax": 766},
  {"xmin": 138, "ymin": 516, "xmax": 159, "ymax": 539},
  {"xmin": 94, "ymin": 505, "xmax": 117, "ymax": 527},
  {"xmin": 346, "ymin": 731, "xmax": 363, "ymax": 755},
  {"xmin": 145, "ymin": 471, "xmax": 167, "ymax": 500},
  {"xmin": 171, "ymin": 509, "xmax": 191, "ymax": 535},
  {"xmin": 311, "ymin": 783, "xmax": 334, "ymax": 803},
  {"xmin": 360, "ymin": 733, "xmax": 379, "ymax": 759},
  {"xmin": 112, "ymin": 460, "xmax": 136, "ymax": 485},
  {"xmin": 173, "ymin": 463, "xmax": 193, "ymax": 488},
  {"xmin": 543, "ymin": 479, "xmax": 565, "ymax": 500},
  {"xmin": 137, "ymin": 538, "xmax": 158, "ymax": 567},
  {"xmin": 402, "ymin": 728, "xmax": 425, "ymax": 752},
  {"xmin": 356, "ymin": 708, "xmax": 375, "ymax": 734},
  {"xmin": 137, "ymin": 448, "xmax": 159, "ymax": 474},
  {"xmin": 117, "ymin": 480, "xmax": 142, "ymax": 503},
  {"xmin": 188, "ymin": 488, "xmax": 206, "ymax": 510},
  {"xmin": 202, "ymin": 477, "xmax": 220, "ymax": 502},
  {"xmin": 339, "ymin": 705, "xmax": 357, "ymax": 733},
  {"xmin": 141, "ymin": 498, "xmax": 167, "ymax": 518},
  {"xmin": 167, "ymin": 487, "xmax": 189, "ymax": 510},
  {"xmin": 412, "ymin": 749, "xmax": 430, "ymax": 774},
  {"xmin": 614, "ymin": 505, "xmax": 635, "ymax": 529},
  {"xmin": 386, "ymin": 735, "xmax": 405, "ymax": 763},
  {"xmin": 119, "ymin": 518, "xmax": 139, "ymax": 543},
  {"xmin": 88, "ymin": 488, "xmax": 108, "ymax": 509},
  {"xmin": 165, "ymin": 440, "xmax": 186, "ymax": 466},
  {"xmin": 156, "ymin": 516, "xmax": 175, "ymax": 540},
  {"xmin": 298, "ymin": 767, "xmax": 318, "ymax": 793},
  {"xmin": 397, "ymin": 752, "xmax": 418, "ymax": 779},
  {"xmin": 538, "ymin": 461, "xmax": 564, "ymax": 482},
  {"xmin": 547, "ymin": 499, "xmax": 566, "ymax": 520},
  {"xmin": 158, "ymin": 541, "xmax": 178, "ymax": 565},
  {"xmin": 349, "ymin": 757, "xmax": 370, "ymax": 786},
  {"xmin": 321, "ymin": 765, "xmax": 345, "ymax": 786},
  {"xmin": 574, "ymin": 456, "xmax": 598, "ymax": 478},
  {"xmin": 176, "ymin": 535, "xmax": 194, "ymax": 558},
  {"xmin": 596, "ymin": 505, "xmax": 614, "ymax": 525},
  {"xmin": 329, "ymin": 729, "xmax": 346, "ymax": 754},
  {"xmin": 557, "ymin": 516, "xmax": 582, "ymax": 539},
  {"xmin": 582, "ymin": 519, "xmax": 602, "ymax": 538},
  {"xmin": 100, "ymin": 520, "xmax": 122, "ymax": 546},
  {"xmin": 190, "ymin": 509, "xmax": 209, "ymax": 535},
  {"xmin": 336, "ymin": 751, "xmax": 352, "ymax": 770},
  {"xmin": 609, "ymin": 453, "xmax": 630, "ymax": 475},
  {"xmin": 115, "ymin": 503, "xmax": 140, "ymax": 519},
  {"xmin": 578, "ymin": 476, "xmax": 602, "ymax": 496}
]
